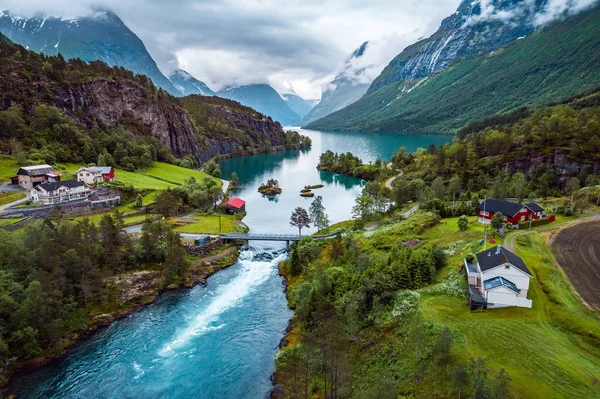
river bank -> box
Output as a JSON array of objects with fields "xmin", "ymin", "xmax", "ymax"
[{"xmin": 6, "ymin": 244, "xmax": 242, "ymax": 390}]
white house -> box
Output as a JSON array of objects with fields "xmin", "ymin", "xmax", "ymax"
[
  {"xmin": 30, "ymin": 180, "xmax": 91, "ymax": 205},
  {"xmin": 465, "ymin": 245, "xmax": 533, "ymax": 309},
  {"xmin": 76, "ymin": 166, "xmax": 115, "ymax": 185}
]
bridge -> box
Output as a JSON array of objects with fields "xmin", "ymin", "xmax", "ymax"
[{"xmin": 221, "ymin": 233, "xmax": 302, "ymax": 248}]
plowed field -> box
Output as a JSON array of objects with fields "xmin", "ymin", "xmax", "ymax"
[{"xmin": 552, "ymin": 219, "xmax": 600, "ymax": 309}]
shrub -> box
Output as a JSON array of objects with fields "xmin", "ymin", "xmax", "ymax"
[
  {"xmin": 392, "ymin": 290, "xmax": 421, "ymax": 319},
  {"xmin": 518, "ymin": 217, "xmax": 551, "ymax": 229}
]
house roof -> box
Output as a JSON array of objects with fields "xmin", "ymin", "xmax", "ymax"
[
  {"xmin": 35, "ymin": 180, "xmax": 85, "ymax": 191},
  {"xmin": 484, "ymin": 276, "xmax": 520, "ymax": 294},
  {"xmin": 77, "ymin": 166, "xmax": 102, "ymax": 174},
  {"xmin": 526, "ymin": 203, "xmax": 544, "ymax": 213},
  {"xmin": 45, "ymin": 172, "xmax": 61, "ymax": 177},
  {"xmin": 477, "ymin": 198, "xmax": 525, "ymax": 217},
  {"xmin": 224, "ymin": 197, "xmax": 246, "ymax": 209},
  {"xmin": 476, "ymin": 245, "xmax": 532, "ymax": 276},
  {"xmin": 97, "ymin": 166, "xmax": 113, "ymax": 174},
  {"xmin": 17, "ymin": 164, "xmax": 55, "ymax": 176}
]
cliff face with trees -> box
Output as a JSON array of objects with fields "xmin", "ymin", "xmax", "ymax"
[{"xmin": 0, "ymin": 33, "xmax": 298, "ymax": 166}]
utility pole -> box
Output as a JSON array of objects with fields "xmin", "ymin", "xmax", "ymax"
[
  {"xmin": 219, "ymin": 214, "xmax": 222, "ymax": 232},
  {"xmin": 483, "ymin": 196, "xmax": 488, "ymax": 250}
]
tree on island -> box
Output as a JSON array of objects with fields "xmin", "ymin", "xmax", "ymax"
[
  {"xmin": 290, "ymin": 207, "xmax": 311, "ymax": 236},
  {"xmin": 309, "ymin": 196, "xmax": 330, "ymax": 233},
  {"xmin": 231, "ymin": 171, "xmax": 239, "ymax": 186}
]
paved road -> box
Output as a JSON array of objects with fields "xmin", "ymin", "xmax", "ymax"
[
  {"xmin": 385, "ymin": 172, "xmax": 403, "ymax": 189},
  {"xmin": 221, "ymin": 179, "xmax": 230, "ymax": 194}
]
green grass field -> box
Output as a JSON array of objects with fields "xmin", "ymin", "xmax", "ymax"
[
  {"xmin": 172, "ymin": 214, "xmax": 242, "ymax": 234},
  {"xmin": 420, "ymin": 227, "xmax": 600, "ymax": 398},
  {"xmin": 0, "ymin": 156, "xmax": 19, "ymax": 181},
  {"xmin": 144, "ymin": 163, "xmax": 221, "ymax": 186},
  {"xmin": 0, "ymin": 192, "xmax": 26, "ymax": 207},
  {"xmin": 0, "ymin": 218, "xmax": 25, "ymax": 227}
]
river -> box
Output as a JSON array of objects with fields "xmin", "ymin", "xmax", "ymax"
[{"xmin": 9, "ymin": 129, "xmax": 451, "ymax": 398}]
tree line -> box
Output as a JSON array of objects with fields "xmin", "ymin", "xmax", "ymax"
[{"xmin": 0, "ymin": 213, "xmax": 188, "ymax": 385}]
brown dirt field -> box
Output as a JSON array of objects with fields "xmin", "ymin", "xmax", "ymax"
[{"xmin": 552, "ymin": 219, "xmax": 600, "ymax": 310}]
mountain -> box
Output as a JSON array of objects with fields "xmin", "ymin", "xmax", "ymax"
[
  {"xmin": 302, "ymin": 41, "xmax": 372, "ymax": 126},
  {"xmin": 169, "ymin": 69, "xmax": 215, "ymax": 96},
  {"xmin": 217, "ymin": 84, "xmax": 301, "ymax": 125},
  {"xmin": 306, "ymin": 1, "xmax": 600, "ymax": 133},
  {"xmin": 282, "ymin": 93, "xmax": 316, "ymax": 119},
  {"xmin": 0, "ymin": 33, "xmax": 303, "ymax": 165},
  {"xmin": 0, "ymin": 10, "xmax": 181, "ymax": 96}
]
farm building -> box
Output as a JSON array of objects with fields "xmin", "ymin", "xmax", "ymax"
[
  {"xmin": 222, "ymin": 197, "xmax": 246, "ymax": 214},
  {"xmin": 477, "ymin": 198, "xmax": 545, "ymax": 226},
  {"xmin": 11, "ymin": 165, "xmax": 61, "ymax": 189},
  {"xmin": 30, "ymin": 180, "xmax": 91, "ymax": 205},
  {"xmin": 77, "ymin": 166, "xmax": 115, "ymax": 185},
  {"xmin": 465, "ymin": 245, "xmax": 533, "ymax": 309}
]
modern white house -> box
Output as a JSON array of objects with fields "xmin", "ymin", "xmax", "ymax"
[
  {"xmin": 465, "ymin": 245, "xmax": 533, "ymax": 309},
  {"xmin": 30, "ymin": 180, "xmax": 91, "ymax": 205}
]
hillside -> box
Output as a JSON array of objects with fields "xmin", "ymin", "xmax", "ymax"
[
  {"xmin": 217, "ymin": 84, "xmax": 301, "ymax": 125},
  {"xmin": 0, "ymin": 34, "xmax": 299, "ymax": 167},
  {"xmin": 169, "ymin": 69, "xmax": 215, "ymax": 96},
  {"xmin": 302, "ymin": 42, "xmax": 371, "ymax": 126},
  {"xmin": 0, "ymin": 10, "xmax": 180, "ymax": 95},
  {"xmin": 307, "ymin": 2, "xmax": 600, "ymax": 134}
]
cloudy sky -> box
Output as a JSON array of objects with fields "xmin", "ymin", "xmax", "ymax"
[
  {"xmin": 3, "ymin": 0, "xmax": 597, "ymax": 98},
  {"xmin": 2, "ymin": 0, "xmax": 463, "ymax": 98}
]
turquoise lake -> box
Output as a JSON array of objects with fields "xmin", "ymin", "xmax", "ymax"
[{"xmin": 10, "ymin": 129, "xmax": 452, "ymax": 398}]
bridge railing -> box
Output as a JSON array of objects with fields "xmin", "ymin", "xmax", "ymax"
[{"xmin": 221, "ymin": 233, "xmax": 303, "ymax": 241}]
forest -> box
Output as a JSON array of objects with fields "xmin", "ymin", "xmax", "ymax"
[{"xmin": 0, "ymin": 214, "xmax": 189, "ymax": 385}]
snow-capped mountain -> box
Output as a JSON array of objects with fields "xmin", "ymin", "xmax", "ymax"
[
  {"xmin": 0, "ymin": 10, "xmax": 180, "ymax": 95},
  {"xmin": 217, "ymin": 84, "xmax": 301, "ymax": 125},
  {"xmin": 302, "ymin": 41, "xmax": 372, "ymax": 126},
  {"xmin": 169, "ymin": 69, "xmax": 215, "ymax": 97}
]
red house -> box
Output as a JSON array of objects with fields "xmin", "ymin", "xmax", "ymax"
[
  {"xmin": 222, "ymin": 197, "xmax": 246, "ymax": 214},
  {"xmin": 477, "ymin": 198, "xmax": 545, "ymax": 226}
]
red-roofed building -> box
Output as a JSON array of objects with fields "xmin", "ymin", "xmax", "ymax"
[{"xmin": 223, "ymin": 197, "xmax": 246, "ymax": 214}]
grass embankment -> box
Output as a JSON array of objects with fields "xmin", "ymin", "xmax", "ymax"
[
  {"xmin": 0, "ymin": 218, "xmax": 25, "ymax": 227},
  {"xmin": 0, "ymin": 192, "xmax": 26, "ymax": 207},
  {"xmin": 173, "ymin": 214, "xmax": 245, "ymax": 234},
  {"xmin": 0, "ymin": 155, "xmax": 18, "ymax": 181}
]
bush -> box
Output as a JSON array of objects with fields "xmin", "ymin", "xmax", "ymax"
[{"xmin": 518, "ymin": 217, "xmax": 551, "ymax": 229}]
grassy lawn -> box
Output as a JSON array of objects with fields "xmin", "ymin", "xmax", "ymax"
[
  {"xmin": 313, "ymin": 220, "xmax": 354, "ymax": 236},
  {"xmin": 420, "ymin": 227, "xmax": 600, "ymax": 398},
  {"xmin": 172, "ymin": 214, "xmax": 242, "ymax": 234},
  {"xmin": 72, "ymin": 213, "xmax": 151, "ymax": 227},
  {"xmin": 144, "ymin": 162, "xmax": 221, "ymax": 186},
  {"xmin": 0, "ymin": 218, "xmax": 25, "ymax": 227},
  {"xmin": 60, "ymin": 162, "xmax": 219, "ymax": 190},
  {"xmin": 0, "ymin": 156, "xmax": 19, "ymax": 181},
  {"xmin": 0, "ymin": 192, "xmax": 26, "ymax": 206}
]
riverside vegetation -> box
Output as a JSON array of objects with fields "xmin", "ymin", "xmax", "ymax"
[{"xmin": 275, "ymin": 209, "xmax": 600, "ymax": 398}]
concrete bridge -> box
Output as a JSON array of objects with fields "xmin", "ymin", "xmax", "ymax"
[{"xmin": 221, "ymin": 233, "xmax": 303, "ymax": 248}]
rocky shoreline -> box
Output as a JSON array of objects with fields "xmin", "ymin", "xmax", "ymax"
[{"xmin": 5, "ymin": 246, "xmax": 241, "ymax": 390}]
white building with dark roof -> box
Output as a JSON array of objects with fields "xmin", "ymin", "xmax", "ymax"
[
  {"xmin": 30, "ymin": 180, "xmax": 91, "ymax": 205},
  {"xmin": 465, "ymin": 245, "xmax": 533, "ymax": 309}
]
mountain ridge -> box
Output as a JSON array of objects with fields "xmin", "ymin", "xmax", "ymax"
[
  {"xmin": 306, "ymin": 1, "xmax": 600, "ymax": 133},
  {"xmin": 302, "ymin": 41, "xmax": 372, "ymax": 126},
  {"xmin": 217, "ymin": 84, "xmax": 301, "ymax": 125},
  {"xmin": 0, "ymin": 10, "xmax": 181, "ymax": 96}
]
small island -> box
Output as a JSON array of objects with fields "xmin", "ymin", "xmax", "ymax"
[
  {"xmin": 304, "ymin": 184, "xmax": 324, "ymax": 190},
  {"xmin": 258, "ymin": 179, "xmax": 282, "ymax": 195}
]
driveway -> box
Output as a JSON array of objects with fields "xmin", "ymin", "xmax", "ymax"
[{"xmin": 0, "ymin": 196, "xmax": 29, "ymax": 213}]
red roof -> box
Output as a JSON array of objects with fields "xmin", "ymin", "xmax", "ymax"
[{"xmin": 225, "ymin": 197, "xmax": 246, "ymax": 209}]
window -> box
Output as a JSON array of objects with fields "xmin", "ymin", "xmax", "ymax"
[
  {"xmin": 505, "ymin": 265, "xmax": 510, "ymax": 269},
  {"xmin": 521, "ymin": 216, "xmax": 525, "ymax": 221}
]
